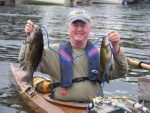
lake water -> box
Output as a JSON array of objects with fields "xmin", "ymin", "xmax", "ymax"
[{"xmin": 0, "ymin": 3, "xmax": 150, "ymax": 113}]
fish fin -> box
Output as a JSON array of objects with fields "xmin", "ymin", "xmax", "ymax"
[
  {"xmin": 36, "ymin": 61, "xmax": 43, "ymax": 72},
  {"xmin": 106, "ymin": 73, "xmax": 110, "ymax": 83},
  {"xmin": 110, "ymin": 63, "xmax": 113, "ymax": 71},
  {"xmin": 99, "ymin": 63, "xmax": 104, "ymax": 72},
  {"xmin": 20, "ymin": 60, "xmax": 25, "ymax": 67},
  {"xmin": 106, "ymin": 63, "xmax": 113, "ymax": 83},
  {"xmin": 41, "ymin": 49, "xmax": 45, "ymax": 60},
  {"xmin": 29, "ymin": 43, "xmax": 34, "ymax": 51},
  {"xmin": 35, "ymin": 49, "xmax": 44, "ymax": 72},
  {"xmin": 20, "ymin": 60, "xmax": 27, "ymax": 71}
]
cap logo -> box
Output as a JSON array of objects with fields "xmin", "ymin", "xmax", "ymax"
[{"xmin": 75, "ymin": 9, "xmax": 84, "ymax": 14}]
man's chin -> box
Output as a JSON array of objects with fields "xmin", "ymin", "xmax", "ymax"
[
  {"xmin": 75, "ymin": 38, "xmax": 83, "ymax": 42},
  {"xmin": 75, "ymin": 40, "xmax": 83, "ymax": 42}
]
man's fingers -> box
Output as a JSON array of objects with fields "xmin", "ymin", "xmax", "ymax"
[
  {"xmin": 25, "ymin": 20, "xmax": 34, "ymax": 34},
  {"xmin": 27, "ymin": 20, "xmax": 34, "ymax": 25}
]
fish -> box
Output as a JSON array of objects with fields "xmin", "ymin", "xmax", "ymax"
[
  {"xmin": 21, "ymin": 27, "xmax": 44, "ymax": 87},
  {"xmin": 99, "ymin": 37, "xmax": 113, "ymax": 83}
]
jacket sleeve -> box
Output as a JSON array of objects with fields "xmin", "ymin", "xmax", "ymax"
[
  {"xmin": 18, "ymin": 44, "xmax": 27, "ymax": 63},
  {"xmin": 110, "ymin": 49, "xmax": 128, "ymax": 80}
]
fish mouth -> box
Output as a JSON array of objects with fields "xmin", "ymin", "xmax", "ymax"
[{"xmin": 105, "ymin": 44, "xmax": 109, "ymax": 47}]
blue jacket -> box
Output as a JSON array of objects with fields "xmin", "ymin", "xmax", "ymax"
[{"xmin": 58, "ymin": 41, "xmax": 99, "ymax": 87}]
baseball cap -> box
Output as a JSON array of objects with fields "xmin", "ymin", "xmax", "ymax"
[{"xmin": 68, "ymin": 9, "xmax": 91, "ymax": 23}]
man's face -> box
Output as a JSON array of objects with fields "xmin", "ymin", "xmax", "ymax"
[{"xmin": 68, "ymin": 20, "xmax": 91, "ymax": 45}]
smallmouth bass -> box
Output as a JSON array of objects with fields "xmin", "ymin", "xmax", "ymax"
[
  {"xmin": 100, "ymin": 37, "xmax": 113, "ymax": 83},
  {"xmin": 21, "ymin": 27, "xmax": 44, "ymax": 87}
]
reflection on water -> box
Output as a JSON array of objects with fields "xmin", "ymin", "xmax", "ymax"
[
  {"xmin": 0, "ymin": 87, "xmax": 35, "ymax": 113},
  {"xmin": 0, "ymin": 4, "xmax": 150, "ymax": 113}
]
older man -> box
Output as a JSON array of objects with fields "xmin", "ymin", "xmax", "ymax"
[{"xmin": 18, "ymin": 9, "xmax": 128, "ymax": 102}]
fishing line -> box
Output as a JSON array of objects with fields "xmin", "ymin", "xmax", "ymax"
[
  {"xmin": 35, "ymin": 24, "xmax": 61, "ymax": 57},
  {"xmin": 96, "ymin": 43, "xmax": 113, "ymax": 97},
  {"xmin": 36, "ymin": 24, "xmax": 114, "ymax": 112},
  {"xmin": 86, "ymin": 40, "xmax": 114, "ymax": 113},
  {"xmin": 72, "ymin": 35, "xmax": 104, "ymax": 61},
  {"xmin": 35, "ymin": 24, "xmax": 105, "ymax": 61}
]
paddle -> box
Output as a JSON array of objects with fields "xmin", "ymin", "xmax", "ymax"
[{"xmin": 127, "ymin": 57, "xmax": 150, "ymax": 70}]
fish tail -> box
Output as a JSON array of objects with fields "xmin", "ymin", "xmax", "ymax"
[{"xmin": 21, "ymin": 67, "xmax": 34, "ymax": 87}]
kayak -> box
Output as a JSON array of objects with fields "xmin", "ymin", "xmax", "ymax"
[{"xmin": 8, "ymin": 63, "xmax": 124, "ymax": 113}]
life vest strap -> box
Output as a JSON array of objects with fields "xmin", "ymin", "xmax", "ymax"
[{"xmin": 49, "ymin": 77, "xmax": 101, "ymax": 98}]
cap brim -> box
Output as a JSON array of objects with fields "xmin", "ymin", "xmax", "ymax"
[{"xmin": 69, "ymin": 17, "xmax": 90, "ymax": 23}]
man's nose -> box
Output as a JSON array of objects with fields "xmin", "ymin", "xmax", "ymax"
[{"xmin": 76, "ymin": 25, "xmax": 82, "ymax": 30}]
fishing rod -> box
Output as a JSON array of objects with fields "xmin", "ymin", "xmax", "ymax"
[
  {"xmin": 88, "ymin": 96, "xmax": 132, "ymax": 113},
  {"xmin": 125, "ymin": 99, "xmax": 150, "ymax": 113},
  {"xmin": 103, "ymin": 100, "xmax": 132, "ymax": 113}
]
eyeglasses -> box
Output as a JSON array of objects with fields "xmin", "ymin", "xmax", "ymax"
[{"xmin": 70, "ymin": 23, "xmax": 89, "ymax": 30}]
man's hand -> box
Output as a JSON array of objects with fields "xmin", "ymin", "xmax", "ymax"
[
  {"xmin": 25, "ymin": 20, "xmax": 34, "ymax": 35},
  {"xmin": 24, "ymin": 20, "xmax": 39, "ymax": 41},
  {"xmin": 107, "ymin": 30, "xmax": 120, "ymax": 55}
]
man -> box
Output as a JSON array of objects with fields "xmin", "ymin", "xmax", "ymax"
[{"xmin": 18, "ymin": 9, "xmax": 128, "ymax": 102}]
